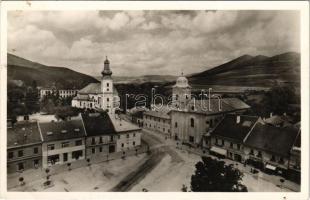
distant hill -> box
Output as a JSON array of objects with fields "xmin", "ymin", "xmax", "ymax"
[
  {"xmin": 96, "ymin": 75, "xmax": 177, "ymax": 84},
  {"xmin": 7, "ymin": 54, "xmax": 99, "ymax": 89},
  {"xmin": 189, "ymin": 52, "xmax": 300, "ymax": 90}
]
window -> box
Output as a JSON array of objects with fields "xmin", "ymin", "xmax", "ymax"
[
  {"xmin": 63, "ymin": 153, "xmax": 68, "ymax": 162},
  {"xmin": 8, "ymin": 152, "xmax": 14, "ymax": 159},
  {"xmin": 250, "ymin": 149, "xmax": 254, "ymax": 155},
  {"xmin": 92, "ymin": 148, "xmax": 95, "ymax": 154},
  {"xmin": 121, "ymin": 143, "xmax": 124, "ymax": 147},
  {"xmin": 107, "ymin": 83, "xmax": 109, "ymax": 87},
  {"xmin": 175, "ymin": 122, "xmax": 178, "ymax": 128},
  {"xmin": 75, "ymin": 140, "xmax": 82, "ymax": 146},
  {"xmin": 118, "ymin": 135, "xmax": 121, "ymax": 139},
  {"xmin": 33, "ymin": 147, "xmax": 39, "ymax": 154},
  {"xmin": 176, "ymin": 95, "xmax": 179, "ymax": 100},
  {"xmin": 107, "ymin": 98, "xmax": 109, "ymax": 102},
  {"xmin": 237, "ymin": 144, "xmax": 241, "ymax": 150},
  {"xmin": 99, "ymin": 137, "xmax": 103, "ymax": 143},
  {"xmin": 230, "ymin": 142, "xmax": 233, "ymax": 148},
  {"xmin": 72, "ymin": 150, "xmax": 83, "ymax": 160},
  {"xmin": 210, "ymin": 120, "xmax": 213, "ymax": 128},
  {"xmin": 133, "ymin": 141, "xmax": 136, "ymax": 146},
  {"xmin": 190, "ymin": 118, "xmax": 195, "ymax": 127},
  {"xmin": 191, "ymin": 106, "xmax": 195, "ymax": 111},
  {"xmin": 33, "ymin": 160, "xmax": 39, "ymax": 168},
  {"xmin": 126, "ymin": 134, "xmax": 129, "ymax": 138},
  {"xmin": 61, "ymin": 142, "xmax": 70, "ymax": 148},
  {"xmin": 215, "ymin": 138, "xmax": 218, "ymax": 144},
  {"xmin": 47, "ymin": 144, "xmax": 55, "ymax": 150},
  {"xmin": 18, "ymin": 163, "xmax": 24, "ymax": 171},
  {"xmin": 91, "ymin": 138, "xmax": 96, "ymax": 145},
  {"xmin": 189, "ymin": 136, "xmax": 194, "ymax": 143},
  {"xmin": 99, "ymin": 147, "xmax": 103, "ymax": 152},
  {"xmin": 18, "ymin": 150, "xmax": 23, "ymax": 157},
  {"xmin": 110, "ymin": 135, "xmax": 114, "ymax": 142},
  {"xmin": 271, "ymin": 155, "xmax": 276, "ymax": 162},
  {"xmin": 221, "ymin": 139, "xmax": 224, "ymax": 146},
  {"xmin": 133, "ymin": 133, "xmax": 136, "ymax": 137}
]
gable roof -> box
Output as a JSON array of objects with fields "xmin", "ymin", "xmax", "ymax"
[
  {"xmin": 177, "ymin": 98, "xmax": 250, "ymax": 115},
  {"xmin": 7, "ymin": 121, "xmax": 42, "ymax": 148},
  {"xmin": 244, "ymin": 122, "xmax": 299, "ymax": 157},
  {"xmin": 39, "ymin": 119, "xmax": 86, "ymax": 142},
  {"xmin": 211, "ymin": 115, "xmax": 258, "ymax": 143},
  {"xmin": 81, "ymin": 112, "xmax": 116, "ymax": 136},
  {"xmin": 78, "ymin": 82, "xmax": 118, "ymax": 95}
]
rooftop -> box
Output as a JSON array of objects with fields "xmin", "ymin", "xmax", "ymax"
[
  {"xmin": 38, "ymin": 118, "xmax": 86, "ymax": 142},
  {"xmin": 181, "ymin": 98, "xmax": 250, "ymax": 115},
  {"xmin": 211, "ymin": 115, "xmax": 259, "ymax": 143},
  {"xmin": 81, "ymin": 112, "xmax": 116, "ymax": 136},
  {"xmin": 244, "ymin": 122, "xmax": 299, "ymax": 157},
  {"xmin": 7, "ymin": 121, "xmax": 42, "ymax": 148},
  {"xmin": 110, "ymin": 115, "xmax": 141, "ymax": 133},
  {"xmin": 78, "ymin": 83, "xmax": 118, "ymax": 95},
  {"xmin": 144, "ymin": 105, "xmax": 172, "ymax": 119}
]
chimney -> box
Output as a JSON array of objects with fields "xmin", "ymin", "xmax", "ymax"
[{"xmin": 236, "ymin": 115, "xmax": 241, "ymax": 124}]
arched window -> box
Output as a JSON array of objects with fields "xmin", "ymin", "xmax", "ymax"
[{"xmin": 190, "ymin": 118, "xmax": 194, "ymax": 127}]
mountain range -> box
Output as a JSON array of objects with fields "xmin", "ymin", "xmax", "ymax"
[
  {"xmin": 7, "ymin": 53, "xmax": 99, "ymax": 89},
  {"xmin": 189, "ymin": 52, "xmax": 300, "ymax": 90},
  {"xmin": 7, "ymin": 52, "xmax": 300, "ymax": 92}
]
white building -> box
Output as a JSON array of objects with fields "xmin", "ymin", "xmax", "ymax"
[{"xmin": 72, "ymin": 57, "xmax": 120, "ymax": 115}]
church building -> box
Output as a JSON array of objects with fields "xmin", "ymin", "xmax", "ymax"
[{"xmin": 72, "ymin": 57, "xmax": 120, "ymax": 115}]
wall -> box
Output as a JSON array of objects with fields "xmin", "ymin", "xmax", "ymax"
[
  {"xmin": 170, "ymin": 111, "xmax": 223, "ymax": 144},
  {"xmin": 42, "ymin": 138, "xmax": 85, "ymax": 168},
  {"xmin": 85, "ymin": 135, "xmax": 116, "ymax": 159},
  {"xmin": 143, "ymin": 114, "xmax": 171, "ymax": 135},
  {"xmin": 116, "ymin": 131, "xmax": 142, "ymax": 152},
  {"xmin": 7, "ymin": 144, "xmax": 42, "ymax": 174}
]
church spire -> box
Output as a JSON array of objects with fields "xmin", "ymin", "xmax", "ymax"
[{"xmin": 102, "ymin": 56, "xmax": 112, "ymax": 76}]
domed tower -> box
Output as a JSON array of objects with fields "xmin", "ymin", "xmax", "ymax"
[
  {"xmin": 101, "ymin": 56, "xmax": 114, "ymax": 114},
  {"xmin": 172, "ymin": 72, "xmax": 191, "ymax": 110}
]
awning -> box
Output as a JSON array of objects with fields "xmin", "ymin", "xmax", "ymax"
[
  {"xmin": 210, "ymin": 146, "xmax": 227, "ymax": 156},
  {"xmin": 265, "ymin": 164, "xmax": 276, "ymax": 171}
]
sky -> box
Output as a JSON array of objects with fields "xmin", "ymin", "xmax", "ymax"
[{"xmin": 8, "ymin": 10, "xmax": 300, "ymax": 77}]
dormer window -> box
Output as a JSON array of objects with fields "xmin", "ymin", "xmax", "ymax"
[
  {"xmin": 47, "ymin": 131, "xmax": 53, "ymax": 135},
  {"xmin": 61, "ymin": 130, "xmax": 67, "ymax": 134},
  {"xmin": 74, "ymin": 128, "xmax": 80, "ymax": 132}
]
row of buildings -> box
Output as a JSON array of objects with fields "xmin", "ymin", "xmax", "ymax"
[
  {"xmin": 7, "ymin": 112, "xmax": 141, "ymax": 173},
  {"xmin": 139, "ymin": 74, "xmax": 300, "ymax": 181}
]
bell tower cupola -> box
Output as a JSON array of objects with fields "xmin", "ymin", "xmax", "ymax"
[{"xmin": 102, "ymin": 56, "xmax": 112, "ymax": 77}]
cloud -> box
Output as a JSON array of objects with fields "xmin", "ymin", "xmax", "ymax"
[{"xmin": 7, "ymin": 10, "xmax": 300, "ymax": 77}]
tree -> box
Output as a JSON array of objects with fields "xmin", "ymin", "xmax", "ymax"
[{"xmin": 191, "ymin": 156, "xmax": 248, "ymax": 192}]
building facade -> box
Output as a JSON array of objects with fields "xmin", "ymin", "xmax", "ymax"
[
  {"xmin": 72, "ymin": 57, "xmax": 120, "ymax": 115},
  {"xmin": 81, "ymin": 112, "xmax": 117, "ymax": 159},
  {"xmin": 40, "ymin": 88, "xmax": 78, "ymax": 99},
  {"xmin": 143, "ymin": 105, "xmax": 172, "ymax": 136},
  {"xmin": 38, "ymin": 119, "xmax": 86, "ymax": 168},
  {"xmin": 7, "ymin": 121, "xmax": 42, "ymax": 173}
]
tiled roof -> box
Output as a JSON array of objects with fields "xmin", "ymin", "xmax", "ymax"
[
  {"xmin": 110, "ymin": 115, "xmax": 141, "ymax": 133},
  {"xmin": 81, "ymin": 112, "xmax": 116, "ymax": 136},
  {"xmin": 39, "ymin": 119, "xmax": 86, "ymax": 142},
  {"xmin": 78, "ymin": 83, "xmax": 118, "ymax": 95},
  {"xmin": 183, "ymin": 98, "xmax": 249, "ymax": 115},
  {"xmin": 144, "ymin": 105, "xmax": 172, "ymax": 119},
  {"xmin": 7, "ymin": 121, "xmax": 42, "ymax": 148},
  {"xmin": 244, "ymin": 122, "xmax": 299, "ymax": 157},
  {"xmin": 211, "ymin": 115, "xmax": 259, "ymax": 143}
]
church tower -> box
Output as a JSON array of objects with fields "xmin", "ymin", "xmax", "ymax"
[
  {"xmin": 172, "ymin": 72, "xmax": 191, "ymax": 110},
  {"xmin": 101, "ymin": 56, "xmax": 114, "ymax": 114}
]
